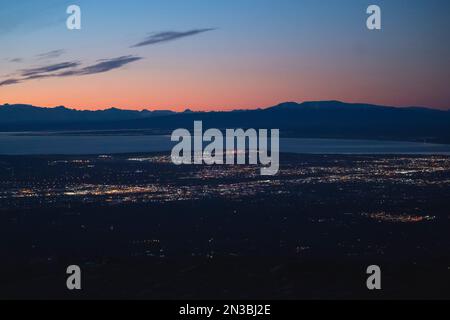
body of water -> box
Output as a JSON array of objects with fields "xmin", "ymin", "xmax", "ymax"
[{"xmin": 0, "ymin": 133, "xmax": 450, "ymax": 155}]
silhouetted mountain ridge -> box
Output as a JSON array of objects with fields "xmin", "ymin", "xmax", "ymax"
[
  {"xmin": 0, "ymin": 103, "xmax": 174, "ymax": 123},
  {"xmin": 1, "ymin": 101, "xmax": 449, "ymax": 143}
]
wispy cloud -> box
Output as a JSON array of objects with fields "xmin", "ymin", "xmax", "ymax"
[
  {"xmin": 63, "ymin": 56, "xmax": 143, "ymax": 76},
  {"xmin": 0, "ymin": 79, "xmax": 21, "ymax": 86},
  {"xmin": 132, "ymin": 28, "xmax": 216, "ymax": 47},
  {"xmin": 0, "ymin": 56, "xmax": 143, "ymax": 87},
  {"xmin": 9, "ymin": 58, "xmax": 23, "ymax": 63},
  {"xmin": 36, "ymin": 49, "xmax": 66, "ymax": 60},
  {"xmin": 21, "ymin": 61, "xmax": 80, "ymax": 77}
]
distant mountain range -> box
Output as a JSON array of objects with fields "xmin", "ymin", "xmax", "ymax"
[
  {"xmin": 0, "ymin": 104, "xmax": 175, "ymax": 123},
  {"xmin": 1, "ymin": 101, "xmax": 449, "ymax": 143}
]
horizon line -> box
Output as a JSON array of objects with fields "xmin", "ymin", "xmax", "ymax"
[{"xmin": 1, "ymin": 100, "xmax": 449, "ymax": 113}]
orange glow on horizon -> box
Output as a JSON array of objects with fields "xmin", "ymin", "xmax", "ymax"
[{"xmin": 1, "ymin": 66, "xmax": 449, "ymax": 111}]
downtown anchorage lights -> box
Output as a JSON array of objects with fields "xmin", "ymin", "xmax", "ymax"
[{"xmin": 171, "ymin": 121, "xmax": 280, "ymax": 176}]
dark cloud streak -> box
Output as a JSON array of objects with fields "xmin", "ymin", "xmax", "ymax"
[
  {"xmin": 0, "ymin": 79, "xmax": 21, "ymax": 86},
  {"xmin": 61, "ymin": 56, "xmax": 143, "ymax": 76},
  {"xmin": 36, "ymin": 49, "xmax": 66, "ymax": 60},
  {"xmin": 132, "ymin": 28, "xmax": 216, "ymax": 47},
  {"xmin": 21, "ymin": 61, "xmax": 81, "ymax": 77},
  {"xmin": 0, "ymin": 56, "xmax": 143, "ymax": 87}
]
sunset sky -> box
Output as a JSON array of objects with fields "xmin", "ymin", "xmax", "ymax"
[{"xmin": 1, "ymin": 0, "xmax": 449, "ymax": 111}]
